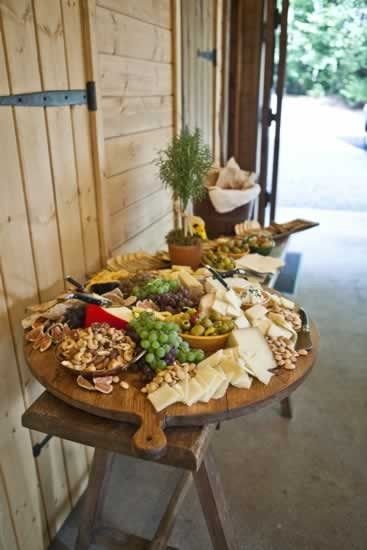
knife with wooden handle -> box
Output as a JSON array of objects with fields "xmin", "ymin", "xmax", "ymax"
[{"xmin": 296, "ymin": 307, "xmax": 313, "ymax": 350}]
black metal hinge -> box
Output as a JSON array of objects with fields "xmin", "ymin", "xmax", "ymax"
[
  {"xmin": 197, "ymin": 48, "xmax": 217, "ymax": 65},
  {"xmin": 274, "ymin": 8, "xmax": 281, "ymax": 29},
  {"xmin": 32, "ymin": 434, "xmax": 53, "ymax": 458},
  {"xmin": 0, "ymin": 81, "xmax": 97, "ymax": 111},
  {"xmin": 264, "ymin": 190, "xmax": 272, "ymax": 206},
  {"xmin": 268, "ymin": 108, "xmax": 277, "ymax": 126}
]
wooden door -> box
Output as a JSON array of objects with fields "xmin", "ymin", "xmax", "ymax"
[
  {"xmin": 226, "ymin": 0, "xmax": 289, "ymax": 224},
  {"xmin": 0, "ymin": 0, "xmax": 102, "ymax": 546},
  {"xmin": 181, "ymin": 0, "xmax": 216, "ymax": 150}
]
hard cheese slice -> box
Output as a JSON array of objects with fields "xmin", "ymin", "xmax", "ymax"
[
  {"xmin": 212, "ymin": 366, "xmax": 230, "ymax": 399},
  {"xmin": 186, "ymin": 378, "xmax": 206, "ymax": 406},
  {"xmin": 228, "ymin": 328, "xmax": 276, "ymax": 384},
  {"xmin": 245, "ymin": 304, "xmax": 268, "ymax": 322},
  {"xmin": 197, "ymin": 349, "xmax": 224, "ymax": 369},
  {"xmin": 148, "ymin": 383, "xmax": 181, "ymax": 412},
  {"xmin": 196, "ymin": 365, "xmax": 225, "ymax": 403}
]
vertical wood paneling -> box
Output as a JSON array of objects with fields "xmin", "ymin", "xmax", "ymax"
[
  {"xmin": 0, "ymin": 270, "xmax": 46, "ymax": 550},
  {"xmin": 0, "ymin": 0, "xmax": 103, "ymax": 546},
  {"xmin": 95, "ymin": 0, "xmax": 174, "ymax": 253}
]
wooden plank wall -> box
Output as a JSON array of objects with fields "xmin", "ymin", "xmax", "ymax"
[
  {"xmin": 95, "ymin": 0, "xmax": 175, "ymax": 255},
  {"xmin": 0, "ymin": 0, "xmax": 102, "ymax": 547}
]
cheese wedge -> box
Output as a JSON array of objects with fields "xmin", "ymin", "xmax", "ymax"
[
  {"xmin": 244, "ymin": 304, "xmax": 268, "ymax": 322},
  {"xmin": 148, "ymin": 383, "xmax": 181, "ymax": 412},
  {"xmin": 228, "ymin": 327, "xmax": 276, "ymax": 372},
  {"xmin": 225, "ymin": 288, "xmax": 242, "ymax": 308},
  {"xmin": 226, "ymin": 303, "xmax": 243, "ymax": 318},
  {"xmin": 178, "ymin": 271, "xmax": 204, "ymax": 298}
]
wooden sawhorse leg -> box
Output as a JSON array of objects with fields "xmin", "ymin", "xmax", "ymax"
[
  {"xmin": 281, "ymin": 396, "xmax": 293, "ymax": 418},
  {"xmin": 75, "ymin": 449, "xmax": 114, "ymax": 550},
  {"xmin": 76, "ymin": 446, "xmax": 238, "ymax": 550},
  {"xmin": 194, "ymin": 449, "xmax": 238, "ymax": 550}
]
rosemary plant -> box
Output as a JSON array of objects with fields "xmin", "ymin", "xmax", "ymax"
[{"xmin": 155, "ymin": 127, "xmax": 212, "ymax": 242}]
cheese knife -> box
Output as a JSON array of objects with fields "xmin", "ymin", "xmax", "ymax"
[
  {"xmin": 296, "ymin": 307, "xmax": 312, "ymax": 351},
  {"xmin": 204, "ymin": 264, "xmax": 230, "ymax": 290}
]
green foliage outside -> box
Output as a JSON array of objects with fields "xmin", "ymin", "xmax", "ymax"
[{"xmin": 286, "ymin": 0, "xmax": 367, "ymax": 106}]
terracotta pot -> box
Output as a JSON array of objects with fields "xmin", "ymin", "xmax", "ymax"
[{"xmin": 168, "ymin": 243, "xmax": 202, "ymax": 269}]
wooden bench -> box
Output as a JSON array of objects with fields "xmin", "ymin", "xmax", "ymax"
[{"xmin": 23, "ymin": 392, "xmax": 239, "ymax": 550}]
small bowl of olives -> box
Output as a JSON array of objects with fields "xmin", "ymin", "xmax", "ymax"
[
  {"xmin": 171, "ymin": 310, "xmax": 234, "ymax": 353},
  {"xmin": 245, "ymin": 232, "xmax": 275, "ymax": 256}
]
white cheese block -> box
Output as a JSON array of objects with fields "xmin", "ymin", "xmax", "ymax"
[
  {"xmin": 224, "ymin": 277, "xmax": 252, "ymax": 291},
  {"xmin": 217, "ymin": 357, "xmax": 244, "ymax": 383},
  {"xmin": 240, "ymin": 358, "xmax": 273, "ymax": 385},
  {"xmin": 178, "ymin": 271, "xmax": 204, "ymax": 297},
  {"xmin": 225, "ymin": 288, "xmax": 242, "ymax": 309},
  {"xmin": 234, "ymin": 315, "xmax": 250, "ymax": 329},
  {"xmin": 102, "ymin": 306, "xmax": 133, "ymax": 322},
  {"xmin": 148, "ymin": 383, "xmax": 181, "ymax": 412},
  {"xmin": 226, "ymin": 303, "xmax": 243, "ymax": 318},
  {"xmin": 195, "ymin": 365, "xmax": 223, "ymax": 403},
  {"xmin": 244, "ymin": 304, "xmax": 268, "ymax": 322},
  {"xmin": 212, "ymin": 368, "xmax": 230, "ymax": 399},
  {"xmin": 212, "ymin": 298, "xmax": 228, "ymax": 316},
  {"xmin": 267, "ymin": 322, "xmax": 294, "ymax": 341},
  {"xmin": 228, "ymin": 327, "xmax": 276, "ymax": 372},
  {"xmin": 280, "ymin": 296, "xmax": 295, "ymax": 310},
  {"xmin": 231, "ymin": 370, "xmax": 253, "ymax": 389},
  {"xmin": 251, "ymin": 318, "xmax": 271, "ymax": 335},
  {"xmin": 186, "ymin": 378, "xmax": 206, "ymax": 406},
  {"xmin": 205, "ymin": 278, "xmax": 224, "ymax": 293},
  {"xmin": 200, "ymin": 369, "xmax": 226, "ymax": 402},
  {"xmin": 173, "ymin": 378, "xmax": 189, "ymax": 403},
  {"xmin": 198, "ymin": 349, "xmax": 224, "ymax": 369}
]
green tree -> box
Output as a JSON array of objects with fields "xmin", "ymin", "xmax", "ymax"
[{"xmin": 286, "ymin": 0, "xmax": 367, "ymax": 105}]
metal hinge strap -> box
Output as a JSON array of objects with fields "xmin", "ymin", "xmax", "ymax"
[
  {"xmin": 0, "ymin": 81, "xmax": 97, "ymax": 110},
  {"xmin": 197, "ymin": 48, "xmax": 217, "ymax": 65}
]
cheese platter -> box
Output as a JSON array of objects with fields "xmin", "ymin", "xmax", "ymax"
[{"xmin": 23, "ymin": 251, "xmax": 318, "ymax": 459}]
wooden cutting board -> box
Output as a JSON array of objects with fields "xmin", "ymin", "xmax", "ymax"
[{"xmin": 24, "ymin": 324, "xmax": 318, "ymax": 459}]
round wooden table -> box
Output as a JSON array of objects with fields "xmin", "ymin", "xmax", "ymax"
[{"xmin": 25, "ymin": 322, "xmax": 318, "ymax": 459}]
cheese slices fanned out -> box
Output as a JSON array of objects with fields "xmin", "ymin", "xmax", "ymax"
[
  {"xmin": 228, "ymin": 327, "xmax": 276, "ymax": 384},
  {"xmin": 147, "ymin": 383, "xmax": 181, "ymax": 412}
]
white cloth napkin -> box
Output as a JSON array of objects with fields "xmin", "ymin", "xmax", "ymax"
[
  {"xmin": 208, "ymin": 184, "xmax": 261, "ymax": 214},
  {"xmin": 235, "ymin": 253, "xmax": 285, "ymax": 274}
]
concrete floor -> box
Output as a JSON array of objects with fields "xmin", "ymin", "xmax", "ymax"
[{"xmin": 51, "ymin": 207, "xmax": 367, "ymax": 549}]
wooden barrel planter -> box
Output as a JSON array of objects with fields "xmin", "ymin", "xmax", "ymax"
[{"xmin": 194, "ymin": 191, "xmax": 254, "ymax": 239}]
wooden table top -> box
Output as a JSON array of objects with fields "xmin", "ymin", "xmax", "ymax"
[{"xmin": 24, "ymin": 323, "xmax": 318, "ymax": 459}]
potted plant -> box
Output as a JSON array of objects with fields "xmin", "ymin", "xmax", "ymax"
[{"xmin": 155, "ymin": 127, "xmax": 212, "ymax": 269}]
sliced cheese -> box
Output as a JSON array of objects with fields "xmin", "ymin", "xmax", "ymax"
[
  {"xmin": 267, "ymin": 322, "xmax": 294, "ymax": 341},
  {"xmin": 217, "ymin": 357, "xmax": 244, "ymax": 383},
  {"xmin": 198, "ymin": 349, "xmax": 224, "ymax": 369},
  {"xmin": 228, "ymin": 327, "xmax": 276, "ymax": 373},
  {"xmin": 280, "ymin": 296, "xmax": 295, "ymax": 310},
  {"xmin": 225, "ymin": 288, "xmax": 242, "ymax": 309},
  {"xmin": 231, "ymin": 370, "xmax": 253, "ymax": 389},
  {"xmin": 224, "ymin": 277, "xmax": 252, "ymax": 291},
  {"xmin": 102, "ymin": 306, "xmax": 133, "ymax": 322},
  {"xmin": 226, "ymin": 303, "xmax": 243, "ymax": 318},
  {"xmin": 212, "ymin": 368, "xmax": 230, "ymax": 399},
  {"xmin": 251, "ymin": 317, "xmax": 271, "ymax": 335},
  {"xmin": 241, "ymin": 358, "xmax": 273, "ymax": 385},
  {"xmin": 212, "ymin": 298, "xmax": 228, "ymax": 316},
  {"xmin": 186, "ymin": 378, "xmax": 206, "ymax": 406},
  {"xmin": 195, "ymin": 365, "xmax": 224, "ymax": 403},
  {"xmin": 234, "ymin": 315, "xmax": 250, "ymax": 329},
  {"xmin": 148, "ymin": 383, "xmax": 181, "ymax": 412},
  {"xmin": 244, "ymin": 304, "xmax": 268, "ymax": 322}
]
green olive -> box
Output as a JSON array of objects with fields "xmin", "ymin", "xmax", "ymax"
[
  {"xmin": 204, "ymin": 327, "xmax": 216, "ymax": 336},
  {"xmin": 181, "ymin": 320, "xmax": 191, "ymax": 331},
  {"xmin": 191, "ymin": 324, "xmax": 205, "ymax": 336}
]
